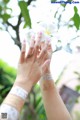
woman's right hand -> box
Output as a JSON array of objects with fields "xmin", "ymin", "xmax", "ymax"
[{"xmin": 14, "ymin": 33, "xmax": 52, "ymax": 92}]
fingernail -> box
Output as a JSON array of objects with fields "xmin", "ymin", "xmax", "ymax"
[
  {"xmin": 38, "ymin": 31, "xmax": 42, "ymax": 38},
  {"xmin": 30, "ymin": 41, "xmax": 34, "ymax": 47},
  {"xmin": 23, "ymin": 39, "xmax": 26, "ymax": 44},
  {"xmin": 39, "ymin": 31, "xmax": 42, "ymax": 35},
  {"xmin": 47, "ymin": 38, "xmax": 51, "ymax": 42},
  {"xmin": 46, "ymin": 38, "xmax": 51, "ymax": 45},
  {"xmin": 30, "ymin": 36, "xmax": 35, "ymax": 47},
  {"xmin": 31, "ymin": 35, "xmax": 35, "ymax": 40}
]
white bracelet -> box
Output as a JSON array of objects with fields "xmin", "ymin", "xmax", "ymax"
[
  {"xmin": 0, "ymin": 104, "xmax": 19, "ymax": 120},
  {"xmin": 9, "ymin": 86, "xmax": 28, "ymax": 101},
  {"xmin": 41, "ymin": 73, "xmax": 53, "ymax": 80}
]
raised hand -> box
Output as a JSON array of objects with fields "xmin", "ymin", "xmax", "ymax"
[{"xmin": 15, "ymin": 33, "xmax": 52, "ymax": 92}]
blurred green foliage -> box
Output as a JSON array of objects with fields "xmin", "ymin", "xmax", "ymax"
[
  {"xmin": 0, "ymin": 60, "xmax": 46, "ymax": 120},
  {"xmin": 0, "ymin": 60, "xmax": 16, "ymax": 103},
  {"xmin": 73, "ymin": 111, "xmax": 80, "ymax": 120},
  {"xmin": 20, "ymin": 84, "xmax": 47, "ymax": 120},
  {"xmin": 74, "ymin": 71, "xmax": 80, "ymax": 93}
]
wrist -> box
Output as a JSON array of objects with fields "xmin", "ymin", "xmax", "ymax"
[
  {"xmin": 40, "ymin": 73, "xmax": 55, "ymax": 91},
  {"xmin": 41, "ymin": 73, "xmax": 53, "ymax": 81},
  {"xmin": 14, "ymin": 77, "xmax": 33, "ymax": 92},
  {"xmin": 42, "ymin": 70, "xmax": 51, "ymax": 76},
  {"xmin": 3, "ymin": 94, "xmax": 24, "ymax": 112}
]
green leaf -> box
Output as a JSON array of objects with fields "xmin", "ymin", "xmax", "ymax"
[
  {"xmin": 1, "ymin": 86, "xmax": 11, "ymax": 96},
  {"xmin": 0, "ymin": 60, "xmax": 16, "ymax": 78},
  {"xmin": 74, "ymin": 6, "xmax": 78, "ymax": 13},
  {"xmin": 1, "ymin": 13, "xmax": 11, "ymax": 22},
  {"xmin": 75, "ymin": 85, "xmax": 80, "ymax": 92},
  {"xmin": 51, "ymin": 0, "xmax": 57, "ymax": 2},
  {"xmin": 72, "ymin": 14, "xmax": 80, "ymax": 30},
  {"xmin": 70, "ymin": 6, "xmax": 80, "ymax": 30},
  {"xmin": 0, "ymin": 60, "xmax": 16, "ymax": 103},
  {"xmin": 0, "ymin": 5, "xmax": 2, "ymax": 11},
  {"xmin": 3, "ymin": 0, "xmax": 9, "ymax": 4},
  {"xmin": 35, "ymin": 97, "xmax": 42, "ymax": 108},
  {"xmin": 18, "ymin": 1, "xmax": 31, "ymax": 28}
]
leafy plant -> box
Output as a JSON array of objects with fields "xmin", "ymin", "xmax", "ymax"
[
  {"xmin": 0, "ymin": 60, "xmax": 16, "ymax": 103},
  {"xmin": 0, "ymin": 0, "xmax": 32, "ymax": 49},
  {"xmin": 0, "ymin": 60, "xmax": 47, "ymax": 120}
]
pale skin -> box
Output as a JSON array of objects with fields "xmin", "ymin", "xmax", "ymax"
[
  {"xmin": 40, "ymin": 41, "xmax": 72, "ymax": 120},
  {"xmin": 3, "ymin": 33, "xmax": 50, "ymax": 112},
  {"xmin": 40, "ymin": 79, "xmax": 72, "ymax": 120},
  {"xmin": 1, "ymin": 33, "xmax": 72, "ymax": 120}
]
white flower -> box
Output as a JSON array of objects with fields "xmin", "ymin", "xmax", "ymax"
[
  {"xmin": 38, "ymin": 22, "xmax": 57, "ymax": 36},
  {"xmin": 32, "ymin": 22, "xmax": 58, "ymax": 42},
  {"xmin": 20, "ymin": 22, "xmax": 58, "ymax": 44}
]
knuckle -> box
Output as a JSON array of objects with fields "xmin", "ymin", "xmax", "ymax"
[
  {"xmin": 35, "ymin": 45, "xmax": 39, "ymax": 49},
  {"xmin": 43, "ymin": 49, "xmax": 46, "ymax": 54},
  {"xmin": 21, "ymin": 51, "xmax": 25, "ymax": 55}
]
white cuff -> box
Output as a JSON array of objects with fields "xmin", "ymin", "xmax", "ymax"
[
  {"xmin": 9, "ymin": 86, "xmax": 28, "ymax": 101},
  {"xmin": 0, "ymin": 104, "xmax": 19, "ymax": 120},
  {"xmin": 41, "ymin": 73, "xmax": 53, "ymax": 80}
]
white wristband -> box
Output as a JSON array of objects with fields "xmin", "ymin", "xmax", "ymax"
[
  {"xmin": 9, "ymin": 86, "xmax": 28, "ymax": 101},
  {"xmin": 0, "ymin": 104, "xmax": 19, "ymax": 120},
  {"xmin": 41, "ymin": 73, "xmax": 53, "ymax": 80}
]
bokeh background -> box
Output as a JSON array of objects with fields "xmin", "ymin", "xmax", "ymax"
[{"xmin": 0, "ymin": 0, "xmax": 80, "ymax": 120}]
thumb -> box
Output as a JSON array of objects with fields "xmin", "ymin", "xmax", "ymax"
[
  {"xmin": 43, "ymin": 59, "xmax": 51, "ymax": 67},
  {"xmin": 41, "ymin": 59, "xmax": 51, "ymax": 74}
]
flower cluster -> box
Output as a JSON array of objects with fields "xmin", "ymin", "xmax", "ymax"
[{"xmin": 20, "ymin": 22, "xmax": 58, "ymax": 44}]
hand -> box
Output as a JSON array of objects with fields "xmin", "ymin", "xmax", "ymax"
[
  {"xmin": 14, "ymin": 33, "xmax": 51, "ymax": 92},
  {"xmin": 40, "ymin": 40, "xmax": 53, "ymax": 75}
]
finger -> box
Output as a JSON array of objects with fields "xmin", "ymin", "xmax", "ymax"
[
  {"xmin": 35, "ymin": 32, "xmax": 42, "ymax": 46},
  {"xmin": 37, "ymin": 40, "xmax": 52, "ymax": 65},
  {"xmin": 38, "ymin": 42, "xmax": 48, "ymax": 59},
  {"xmin": 38, "ymin": 52, "xmax": 49, "ymax": 66},
  {"xmin": 40, "ymin": 38, "xmax": 50, "ymax": 50},
  {"xmin": 45, "ymin": 39, "xmax": 53, "ymax": 58},
  {"xmin": 48, "ymin": 44, "xmax": 53, "ymax": 59},
  {"xmin": 19, "ymin": 40, "xmax": 26, "ymax": 63},
  {"xmin": 34, "ymin": 32, "xmax": 42, "ymax": 59},
  {"xmin": 37, "ymin": 47, "xmax": 47, "ymax": 66},
  {"xmin": 26, "ymin": 36, "xmax": 35, "ymax": 59},
  {"xmin": 48, "ymin": 44, "xmax": 52, "ymax": 52},
  {"xmin": 40, "ymin": 41, "xmax": 45, "ymax": 50},
  {"xmin": 30, "ymin": 35, "xmax": 35, "ymax": 48},
  {"xmin": 41, "ymin": 59, "xmax": 51, "ymax": 74},
  {"xmin": 42, "ymin": 59, "xmax": 51, "ymax": 68}
]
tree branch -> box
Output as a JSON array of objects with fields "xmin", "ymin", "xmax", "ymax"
[
  {"xmin": 14, "ymin": 14, "xmax": 22, "ymax": 49},
  {"xmin": 17, "ymin": 13, "xmax": 22, "ymax": 28},
  {"xmin": 27, "ymin": 0, "xmax": 34, "ymax": 5},
  {"xmin": 5, "ymin": 0, "xmax": 34, "ymax": 49},
  {"xmin": 5, "ymin": 24, "xmax": 16, "ymax": 42},
  {"xmin": 6, "ymin": 21, "xmax": 16, "ymax": 30}
]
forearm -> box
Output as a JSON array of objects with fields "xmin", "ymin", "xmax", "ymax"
[
  {"xmin": 0, "ymin": 78, "xmax": 32, "ymax": 120},
  {"xmin": 40, "ymin": 78, "xmax": 72, "ymax": 120}
]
